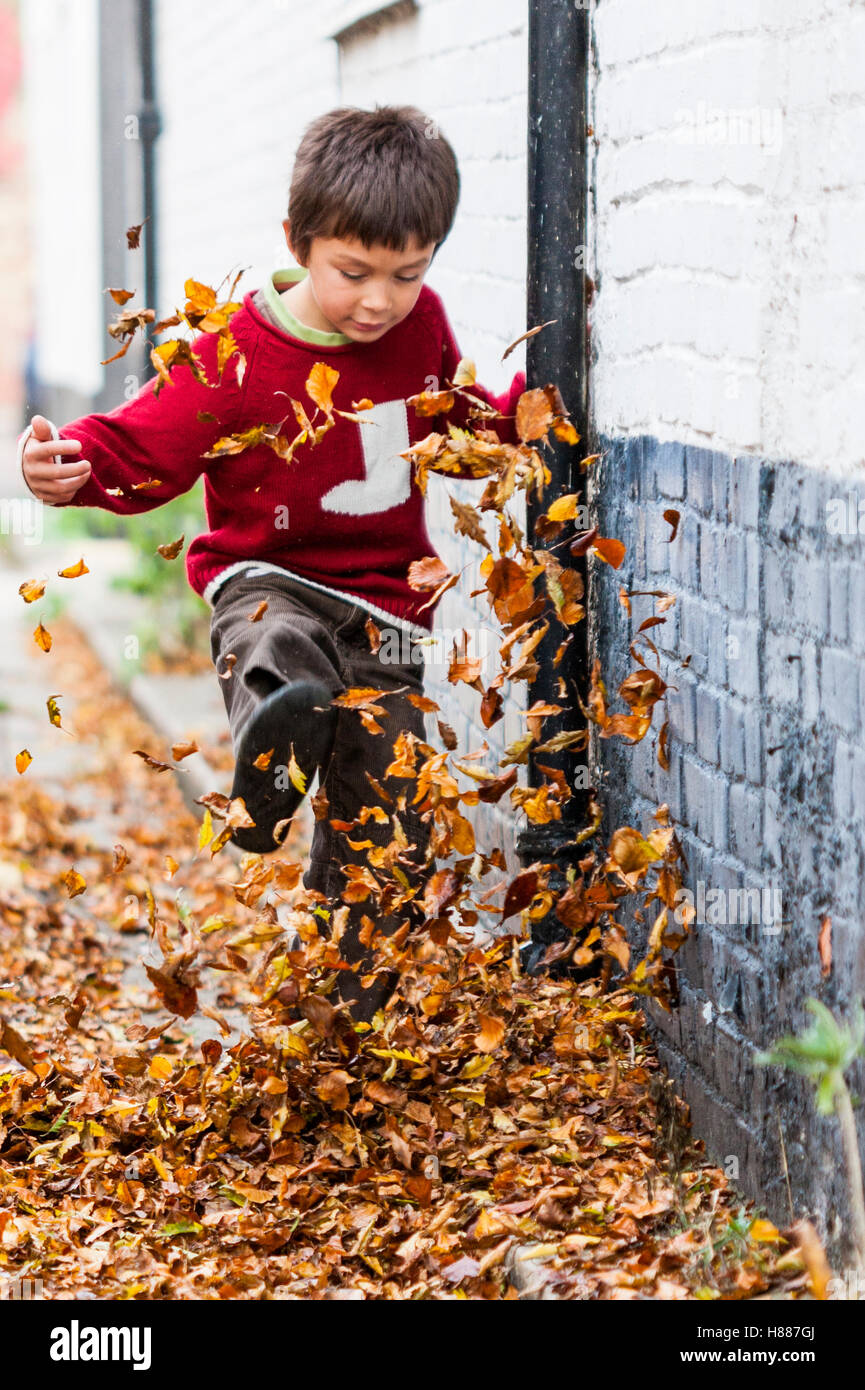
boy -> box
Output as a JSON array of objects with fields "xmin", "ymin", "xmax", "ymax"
[{"xmin": 17, "ymin": 104, "xmax": 526, "ymax": 1019}]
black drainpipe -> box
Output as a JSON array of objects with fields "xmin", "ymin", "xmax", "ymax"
[
  {"xmin": 137, "ymin": 0, "xmax": 160, "ymax": 353},
  {"xmin": 517, "ymin": 0, "xmax": 591, "ymax": 971}
]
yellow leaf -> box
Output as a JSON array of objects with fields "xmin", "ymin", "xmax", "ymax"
[
  {"xmin": 198, "ymin": 807, "xmax": 214, "ymax": 850},
  {"xmin": 18, "ymin": 577, "xmax": 46, "ymax": 603},
  {"xmin": 452, "ymin": 357, "xmax": 476, "ymax": 387},
  {"xmin": 184, "ymin": 278, "xmax": 216, "ymax": 310},
  {"xmin": 150, "ymin": 1151, "xmax": 171, "ymax": 1181},
  {"xmin": 62, "ymin": 868, "xmax": 86, "ymax": 898},
  {"xmin": 15, "ymin": 749, "xmax": 32, "ymax": 775},
  {"xmin": 546, "ymin": 493, "xmax": 579, "ymax": 522},
  {"xmin": 149, "ymin": 1055, "xmax": 173, "ymax": 1081},
  {"xmin": 33, "ymin": 622, "xmax": 52, "ymax": 652},
  {"xmin": 287, "ymin": 744, "xmax": 307, "ymax": 795},
  {"xmin": 462, "ymin": 1054, "xmax": 494, "ymax": 1079},
  {"xmin": 368, "ymin": 1047, "xmax": 424, "ymax": 1065},
  {"xmin": 57, "ymin": 557, "xmax": 90, "ymax": 579},
  {"xmin": 552, "ymin": 419, "xmax": 580, "ymax": 445},
  {"xmin": 448, "ymin": 1086, "xmax": 486, "ymax": 1105},
  {"xmin": 750, "ymin": 1218, "xmax": 780, "ymax": 1243}
]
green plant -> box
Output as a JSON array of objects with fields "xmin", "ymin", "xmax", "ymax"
[
  {"xmin": 757, "ymin": 998, "xmax": 865, "ymax": 1271},
  {"xmin": 53, "ymin": 484, "xmax": 210, "ymax": 665}
]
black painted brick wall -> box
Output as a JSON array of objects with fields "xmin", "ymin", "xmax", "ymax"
[{"xmin": 587, "ymin": 432, "xmax": 864, "ymax": 1261}]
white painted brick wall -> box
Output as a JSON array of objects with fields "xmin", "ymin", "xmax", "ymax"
[{"xmin": 590, "ymin": 0, "xmax": 865, "ymax": 475}]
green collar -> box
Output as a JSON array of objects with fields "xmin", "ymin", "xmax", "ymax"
[{"xmin": 262, "ymin": 267, "xmax": 353, "ymax": 345}]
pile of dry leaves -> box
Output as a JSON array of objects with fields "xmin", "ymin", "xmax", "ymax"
[{"xmin": 0, "ymin": 269, "xmax": 816, "ymax": 1300}]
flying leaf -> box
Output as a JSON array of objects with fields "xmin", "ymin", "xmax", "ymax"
[
  {"xmin": 19, "ymin": 577, "xmax": 46, "ymax": 603},
  {"xmin": 287, "ymin": 745, "xmax": 307, "ymax": 795},
  {"xmin": 156, "ymin": 535, "xmax": 185, "ymax": 560}
]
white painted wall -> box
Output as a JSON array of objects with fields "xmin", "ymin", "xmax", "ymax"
[
  {"xmin": 19, "ymin": 0, "xmax": 103, "ymax": 397},
  {"xmin": 590, "ymin": 0, "xmax": 865, "ymax": 476}
]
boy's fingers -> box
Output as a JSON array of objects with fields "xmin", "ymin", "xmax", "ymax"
[
  {"xmin": 27, "ymin": 466, "xmax": 90, "ymax": 499},
  {"xmin": 28, "ymin": 437, "xmax": 82, "ymax": 461},
  {"xmin": 29, "ymin": 414, "xmax": 55, "ymax": 441},
  {"xmin": 25, "ymin": 456, "xmax": 89, "ymax": 483},
  {"xmin": 40, "ymin": 475, "xmax": 89, "ymax": 503}
]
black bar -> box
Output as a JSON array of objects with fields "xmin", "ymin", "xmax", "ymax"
[
  {"xmin": 517, "ymin": 0, "xmax": 591, "ymax": 964},
  {"xmin": 137, "ymin": 0, "xmax": 160, "ymax": 353}
]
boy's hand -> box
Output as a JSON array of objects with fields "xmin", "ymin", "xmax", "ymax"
[{"xmin": 22, "ymin": 416, "xmax": 91, "ymax": 504}]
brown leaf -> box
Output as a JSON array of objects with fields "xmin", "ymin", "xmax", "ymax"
[
  {"xmin": 301, "ymin": 995, "xmax": 337, "ymax": 1039},
  {"xmin": 502, "ymin": 869, "xmax": 540, "ymax": 922},
  {"xmin": 132, "ymin": 749, "xmax": 176, "ymax": 773},
  {"xmin": 365, "ymin": 616, "xmax": 382, "ymax": 652},
  {"xmin": 316, "ymin": 1069, "xmax": 353, "ymax": 1110},
  {"xmin": 171, "ymin": 739, "xmax": 199, "ymax": 762},
  {"xmin": 569, "ymin": 526, "xmax": 599, "ymax": 558},
  {"xmin": 156, "ymin": 534, "xmax": 185, "ymax": 560},
  {"xmin": 818, "ymin": 915, "xmax": 832, "ymax": 978},
  {"xmin": 126, "ymin": 219, "xmax": 149, "ymax": 249},
  {"xmin": 423, "ymin": 869, "xmax": 460, "ymax": 918},
  {"xmin": 449, "ymin": 495, "xmax": 490, "ymax": 550},
  {"xmin": 407, "ymin": 556, "xmax": 451, "ymax": 591},
  {"xmin": 0, "ymin": 1018, "xmax": 39, "ymax": 1073},
  {"xmin": 144, "ymin": 964, "xmax": 198, "ymax": 1019},
  {"xmin": 437, "ymin": 718, "xmax": 458, "ymax": 750},
  {"xmin": 366, "ymin": 1080, "xmax": 407, "ymax": 1109}
]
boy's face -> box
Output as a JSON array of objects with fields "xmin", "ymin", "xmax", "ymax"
[{"xmin": 282, "ymin": 221, "xmax": 436, "ymax": 343}]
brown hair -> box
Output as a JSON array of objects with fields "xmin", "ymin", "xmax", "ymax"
[{"xmin": 287, "ymin": 105, "xmax": 460, "ymax": 264}]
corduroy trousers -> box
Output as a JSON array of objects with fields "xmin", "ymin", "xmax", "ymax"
[{"xmin": 208, "ymin": 568, "xmax": 432, "ymax": 1018}]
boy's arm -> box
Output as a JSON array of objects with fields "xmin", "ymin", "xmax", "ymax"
[
  {"xmin": 20, "ymin": 328, "xmax": 248, "ymax": 513},
  {"xmin": 438, "ymin": 298, "xmax": 526, "ymax": 449}
]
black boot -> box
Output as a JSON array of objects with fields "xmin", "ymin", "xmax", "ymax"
[{"xmin": 229, "ymin": 678, "xmax": 338, "ymax": 855}]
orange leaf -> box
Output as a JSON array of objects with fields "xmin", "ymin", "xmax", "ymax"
[
  {"xmin": 592, "ymin": 537, "xmax": 626, "ymax": 569},
  {"xmin": 818, "ymin": 915, "xmax": 832, "ymax": 978},
  {"xmin": 475, "ymin": 1014, "xmax": 505, "ymax": 1053}
]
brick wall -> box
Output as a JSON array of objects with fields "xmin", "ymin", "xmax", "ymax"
[
  {"xmin": 591, "ymin": 0, "xmax": 865, "ymax": 472},
  {"xmin": 588, "ymin": 0, "xmax": 865, "ymax": 1257}
]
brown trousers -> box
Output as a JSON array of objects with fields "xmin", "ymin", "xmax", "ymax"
[{"xmin": 208, "ymin": 568, "xmax": 431, "ymax": 1016}]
